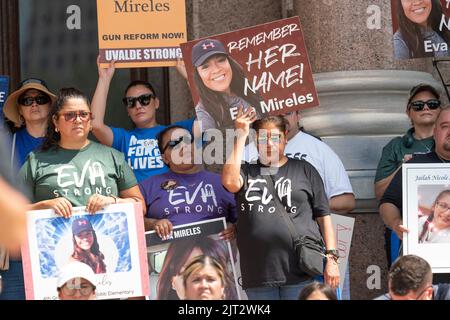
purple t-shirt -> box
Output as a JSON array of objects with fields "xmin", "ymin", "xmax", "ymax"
[{"xmin": 139, "ymin": 170, "xmax": 237, "ymax": 226}]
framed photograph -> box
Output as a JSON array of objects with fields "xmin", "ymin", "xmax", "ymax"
[
  {"xmin": 21, "ymin": 203, "xmax": 149, "ymax": 300},
  {"xmin": 145, "ymin": 217, "xmax": 241, "ymax": 300},
  {"xmin": 403, "ymin": 163, "xmax": 450, "ymax": 272}
]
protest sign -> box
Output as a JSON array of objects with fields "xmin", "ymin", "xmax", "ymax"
[
  {"xmin": 97, "ymin": 0, "xmax": 187, "ymax": 68},
  {"xmin": 180, "ymin": 16, "xmax": 318, "ymax": 131},
  {"xmin": 391, "ymin": 0, "xmax": 450, "ymax": 59},
  {"xmin": 402, "ymin": 163, "xmax": 450, "ymax": 273},
  {"xmin": 21, "ymin": 203, "xmax": 149, "ymax": 300},
  {"xmin": 331, "ymin": 213, "xmax": 355, "ymax": 296},
  {"xmin": 0, "ymin": 76, "xmax": 9, "ymax": 123},
  {"xmin": 146, "ymin": 218, "xmax": 241, "ymax": 300}
]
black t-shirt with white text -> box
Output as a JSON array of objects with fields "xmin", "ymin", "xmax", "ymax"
[{"xmin": 236, "ymin": 159, "xmax": 330, "ymax": 289}]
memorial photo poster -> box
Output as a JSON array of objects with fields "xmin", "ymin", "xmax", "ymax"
[
  {"xmin": 145, "ymin": 218, "xmax": 241, "ymax": 300},
  {"xmin": 402, "ymin": 163, "xmax": 450, "ymax": 273},
  {"xmin": 180, "ymin": 16, "xmax": 318, "ymax": 131},
  {"xmin": 21, "ymin": 203, "xmax": 149, "ymax": 300},
  {"xmin": 391, "ymin": 0, "xmax": 450, "ymax": 59},
  {"xmin": 97, "ymin": 0, "xmax": 187, "ymax": 68}
]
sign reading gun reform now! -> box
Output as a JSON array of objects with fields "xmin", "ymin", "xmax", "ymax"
[{"xmin": 97, "ymin": 0, "xmax": 187, "ymax": 68}]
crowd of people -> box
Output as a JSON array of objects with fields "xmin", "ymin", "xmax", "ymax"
[{"xmin": 1, "ymin": 51, "xmax": 450, "ymax": 301}]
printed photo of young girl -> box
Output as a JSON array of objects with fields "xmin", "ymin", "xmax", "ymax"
[{"xmin": 190, "ymin": 38, "xmax": 263, "ymax": 131}]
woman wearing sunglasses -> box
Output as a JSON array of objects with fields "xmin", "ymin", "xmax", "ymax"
[
  {"xmin": 222, "ymin": 109, "xmax": 339, "ymax": 300},
  {"xmin": 91, "ymin": 57, "xmax": 195, "ymax": 183},
  {"xmin": 0, "ymin": 78, "xmax": 55, "ymax": 300},
  {"xmin": 3, "ymin": 78, "xmax": 56, "ymax": 170},
  {"xmin": 20, "ymin": 87, "xmax": 144, "ymax": 218},
  {"xmin": 139, "ymin": 125, "xmax": 236, "ymax": 241}
]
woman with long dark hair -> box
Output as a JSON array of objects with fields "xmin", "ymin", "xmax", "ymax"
[
  {"xmin": 156, "ymin": 237, "xmax": 238, "ymax": 300},
  {"xmin": 190, "ymin": 38, "xmax": 263, "ymax": 130},
  {"xmin": 418, "ymin": 190, "xmax": 450, "ymax": 243},
  {"xmin": 394, "ymin": 0, "xmax": 450, "ymax": 59},
  {"xmin": 70, "ymin": 217, "xmax": 106, "ymax": 274}
]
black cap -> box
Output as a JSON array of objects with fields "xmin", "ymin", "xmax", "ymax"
[
  {"xmin": 407, "ymin": 83, "xmax": 440, "ymax": 108},
  {"xmin": 191, "ymin": 39, "xmax": 228, "ymax": 67}
]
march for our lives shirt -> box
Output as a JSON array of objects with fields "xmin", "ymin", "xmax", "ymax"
[
  {"xmin": 139, "ymin": 170, "xmax": 237, "ymax": 226},
  {"xmin": 110, "ymin": 118, "xmax": 194, "ymax": 182}
]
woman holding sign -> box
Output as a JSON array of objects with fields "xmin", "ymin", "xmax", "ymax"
[
  {"xmin": 188, "ymin": 38, "xmax": 263, "ymax": 131},
  {"xmin": 222, "ymin": 110, "xmax": 339, "ymax": 300},
  {"xmin": 394, "ymin": 0, "xmax": 450, "ymax": 59}
]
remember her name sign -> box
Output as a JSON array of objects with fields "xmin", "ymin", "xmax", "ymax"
[
  {"xmin": 21, "ymin": 203, "xmax": 149, "ymax": 300},
  {"xmin": 97, "ymin": 0, "xmax": 187, "ymax": 68},
  {"xmin": 403, "ymin": 163, "xmax": 450, "ymax": 272},
  {"xmin": 180, "ymin": 16, "xmax": 318, "ymax": 131}
]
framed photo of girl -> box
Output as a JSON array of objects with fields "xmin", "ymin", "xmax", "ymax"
[
  {"xmin": 145, "ymin": 217, "xmax": 241, "ymax": 300},
  {"xmin": 403, "ymin": 163, "xmax": 450, "ymax": 272},
  {"xmin": 391, "ymin": 0, "xmax": 450, "ymax": 59},
  {"xmin": 180, "ymin": 16, "xmax": 319, "ymax": 132},
  {"xmin": 21, "ymin": 203, "xmax": 149, "ymax": 300}
]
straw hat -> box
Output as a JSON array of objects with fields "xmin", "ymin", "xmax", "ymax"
[{"xmin": 3, "ymin": 78, "xmax": 56, "ymax": 127}]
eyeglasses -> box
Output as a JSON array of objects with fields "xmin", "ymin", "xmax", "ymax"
[
  {"xmin": 257, "ymin": 132, "xmax": 283, "ymax": 144},
  {"xmin": 162, "ymin": 134, "xmax": 193, "ymax": 154},
  {"xmin": 59, "ymin": 111, "xmax": 93, "ymax": 122},
  {"xmin": 18, "ymin": 95, "xmax": 50, "ymax": 106},
  {"xmin": 61, "ymin": 283, "xmax": 95, "ymax": 297},
  {"xmin": 122, "ymin": 93, "xmax": 155, "ymax": 108},
  {"xmin": 409, "ymin": 99, "xmax": 441, "ymax": 112},
  {"xmin": 436, "ymin": 201, "xmax": 450, "ymax": 212}
]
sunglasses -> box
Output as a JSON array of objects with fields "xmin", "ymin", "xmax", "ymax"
[
  {"xmin": 18, "ymin": 95, "xmax": 50, "ymax": 106},
  {"xmin": 59, "ymin": 111, "xmax": 93, "ymax": 122},
  {"xmin": 122, "ymin": 93, "xmax": 155, "ymax": 108},
  {"xmin": 162, "ymin": 134, "xmax": 193, "ymax": 154},
  {"xmin": 409, "ymin": 99, "xmax": 441, "ymax": 112}
]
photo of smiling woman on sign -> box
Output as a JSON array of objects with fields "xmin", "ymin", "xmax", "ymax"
[{"xmin": 393, "ymin": 0, "xmax": 450, "ymax": 59}]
